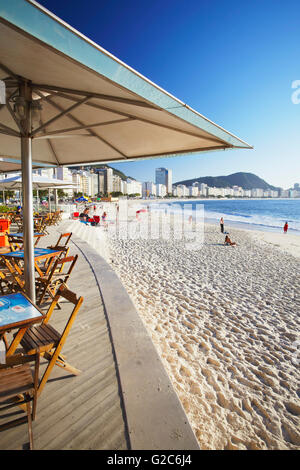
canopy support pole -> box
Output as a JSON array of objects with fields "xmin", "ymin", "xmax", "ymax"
[
  {"xmin": 20, "ymin": 81, "xmax": 36, "ymax": 303},
  {"xmin": 54, "ymin": 188, "xmax": 58, "ymax": 210}
]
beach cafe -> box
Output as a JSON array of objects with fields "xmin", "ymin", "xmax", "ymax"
[{"xmin": 0, "ymin": 0, "xmax": 252, "ymax": 449}]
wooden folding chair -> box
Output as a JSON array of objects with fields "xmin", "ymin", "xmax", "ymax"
[
  {"xmin": 0, "ymin": 352, "xmax": 40, "ymax": 450},
  {"xmin": 0, "ymin": 258, "xmax": 26, "ymax": 293},
  {"xmin": 40, "ymin": 232, "xmax": 72, "ymax": 274},
  {"xmin": 7, "ymin": 235, "xmax": 23, "ymax": 252},
  {"xmin": 20, "ymin": 285, "xmax": 84, "ymax": 396},
  {"xmin": 35, "ymin": 254, "xmax": 78, "ymax": 306},
  {"xmin": 0, "ymin": 269, "xmax": 19, "ymax": 295},
  {"xmin": 34, "ymin": 218, "xmax": 48, "ymax": 235},
  {"xmin": 50, "ymin": 232, "xmax": 72, "ymax": 248},
  {"xmin": 14, "ymin": 217, "xmax": 23, "ymax": 232}
]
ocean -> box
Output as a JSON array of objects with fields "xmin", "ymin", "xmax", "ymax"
[{"xmin": 149, "ymin": 199, "xmax": 300, "ymax": 234}]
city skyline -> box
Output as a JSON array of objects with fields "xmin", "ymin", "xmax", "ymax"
[{"xmin": 37, "ymin": 0, "xmax": 300, "ymax": 189}]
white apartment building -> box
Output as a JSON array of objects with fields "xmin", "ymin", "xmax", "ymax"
[
  {"xmin": 120, "ymin": 179, "xmax": 127, "ymax": 195},
  {"xmin": 280, "ymin": 189, "xmax": 289, "ymax": 198},
  {"xmin": 189, "ymin": 186, "xmax": 199, "ymax": 197},
  {"xmin": 55, "ymin": 166, "xmax": 73, "ymax": 196},
  {"xmin": 199, "ymin": 183, "xmax": 208, "ymax": 196},
  {"xmin": 127, "ymin": 178, "xmax": 142, "ymax": 196},
  {"xmin": 112, "ymin": 175, "xmax": 122, "ymax": 193},
  {"xmin": 251, "ymin": 188, "xmax": 264, "ymax": 198},
  {"xmin": 156, "ymin": 183, "xmax": 167, "ymax": 197},
  {"xmin": 176, "ymin": 184, "xmax": 189, "ymax": 197}
]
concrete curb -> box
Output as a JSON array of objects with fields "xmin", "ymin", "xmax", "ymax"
[{"xmin": 66, "ymin": 226, "xmax": 200, "ymax": 450}]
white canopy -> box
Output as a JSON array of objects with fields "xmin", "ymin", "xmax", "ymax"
[
  {"xmin": 0, "ymin": 0, "xmax": 252, "ymax": 301},
  {"xmin": 0, "ymin": 0, "xmax": 252, "ymax": 167},
  {"xmin": 0, "ymin": 174, "xmax": 75, "ymax": 189},
  {"xmin": 0, "ymin": 156, "xmax": 54, "ymax": 174}
]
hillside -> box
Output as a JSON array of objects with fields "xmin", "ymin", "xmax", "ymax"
[
  {"xmin": 68, "ymin": 164, "xmax": 128, "ymax": 181},
  {"xmin": 174, "ymin": 172, "xmax": 280, "ymax": 191}
]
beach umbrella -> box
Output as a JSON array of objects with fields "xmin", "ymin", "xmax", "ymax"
[
  {"xmin": 0, "ymin": 174, "xmax": 75, "ymax": 190},
  {"xmin": 0, "ymin": 155, "xmax": 53, "ymax": 174},
  {"xmin": 75, "ymin": 196, "xmax": 90, "ymax": 202},
  {"xmin": 0, "ymin": 0, "xmax": 252, "ymax": 301},
  {"xmin": 0, "ymin": 173, "xmax": 75, "ymax": 212}
]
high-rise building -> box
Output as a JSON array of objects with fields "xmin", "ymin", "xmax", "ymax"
[
  {"xmin": 95, "ymin": 168, "xmax": 113, "ymax": 194},
  {"xmin": 155, "ymin": 168, "xmax": 172, "ymax": 194}
]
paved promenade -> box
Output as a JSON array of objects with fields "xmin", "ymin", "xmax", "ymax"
[{"xmin": 0, "ymin": 220, "xmax": 199, "ymax": 450}]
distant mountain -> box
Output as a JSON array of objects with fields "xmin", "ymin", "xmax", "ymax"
[{"xmin": 174, "ymin": 172, "xmax": 280, "ymax": 191}]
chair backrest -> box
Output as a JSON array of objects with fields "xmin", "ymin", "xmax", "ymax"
[
  {"xmin": 55, "ymin": 232, "xmax": 72, "ymax": 247},
  {"xmin": 47, "ymin": 254, "xmax": 78, "ymax": 284},
  {"xmin": 7, "ymin": 235, "xmax": 23, "ymax": 252},
  {"xmin": 43, "ymin": 283, "xmax": 83, "ymax": 327}
]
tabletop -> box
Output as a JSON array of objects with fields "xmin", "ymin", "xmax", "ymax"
[
  {"xmin": 8, "ymin": 232, "xmax": 45, "ymax": 238},
  {"xmin": 0, "ymin": 292, "xmax": 45, "ymax": 332},
  {"xmin": 1, "ymin": 248, "xmax": 61, "ymax": 260}
]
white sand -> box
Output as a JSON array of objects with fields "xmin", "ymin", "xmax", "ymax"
[
  {"xmin": 97, "ymin": 207, "xmax": 300, "ymax": 450},
  {"xmin": 248, "ymin": 229, "xmax": 300, "ymax": 259}
]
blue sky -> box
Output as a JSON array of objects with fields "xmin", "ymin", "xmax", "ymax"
[{"xmin": 38, "ymin": 0, "xmax": 300, "ymax": 188}]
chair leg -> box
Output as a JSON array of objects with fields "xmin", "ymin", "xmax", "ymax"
[
  {"xmin": 38, "ymin": 347, "xmax": 80, "ymax": 396},
  {"xmin": 54, "ymin": 355, "xmax": 81, "ymax": 375},
  {"xmin": 26, "ymin": 401, "xmax": 34, "ymax": 450}
]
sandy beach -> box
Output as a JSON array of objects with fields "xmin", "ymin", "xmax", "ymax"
[{"xmin": 95, "ymin": 204, "xmax": 300, "ymax": 451}]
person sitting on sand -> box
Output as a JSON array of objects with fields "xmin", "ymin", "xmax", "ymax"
[
  {"xmin": 224, "ymin": 234, "xmax": 237, "ymax": 246},
  {"xmin": 79, "ymin": 207, "xmax": 89, "ymax": 222}
]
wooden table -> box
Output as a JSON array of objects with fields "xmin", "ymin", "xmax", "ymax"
[
  {"xmin": 0, "ymin": 292, "xmax": 45, "ymax": 356},
  {"xmin": 1, "ymin": 248, "xmax": 62, "ymax": 277}
]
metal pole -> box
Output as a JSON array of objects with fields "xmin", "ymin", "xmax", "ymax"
[
  {"xmin": 54, "ymin": 188, "xmax": 58, "ymax": 210},
  {"xmin": 48, "ymin": 188, "xmax": 51, "ymax": 212},
  {"xmin": 20, "ymin": 81, "xmax": 36, "ymax": 302},
  {"xmin": 37, "ymin": 188, "xmax": 39, "ymax": 213}
]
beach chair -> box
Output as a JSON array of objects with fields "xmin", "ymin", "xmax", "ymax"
[
  {"xmin": 0, "ymin": 269, "xmax": 19, "ymax": 295},
  {"xmin": 51, "ymin": 232, "xmax": 72, "ymax": 248},
  {"xmin": 20, "ymin": 285, "xmax": 84, "ymax": 396},
  {"xmin": 35, "ymin": 254, "xmax": 78, "ymax": 306},
  {"xmin": 0, "ymin": 257, "xmax": 26, "ymax": 293},
  {"xmin": 7, "ymin": 234, "xmax": 23, "ymax": 252},
  {"xmin": 37, "ymin": 232, "xmax": 72, "ymax": 275},
  {"xmin": 0, "ymin": 352, "xmax": 40, "ymax": 450},
  {"xmin": 14, "ymin": 216, "xmax": 23, "ymax": 232}
]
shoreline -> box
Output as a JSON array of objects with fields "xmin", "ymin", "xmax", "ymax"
[
  {"xmin": 204, "ymin": 218, "xmax": 300, "ymax": 259},
  {"xmin": 136, "ymin": 199, "xmax": 300, "ymax": 236},
  {"xmin": 101, "ymin": 212, "xmax": 300, "ymax": 450}
]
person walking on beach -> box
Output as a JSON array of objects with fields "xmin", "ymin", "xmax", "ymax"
[
  {"xmin": 220, "ymin": 217, "xmax": 224, "ymax": 233},
  {"xmin": 284, "ymin": 222, "xmax": 288, "ymax": 234}
]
